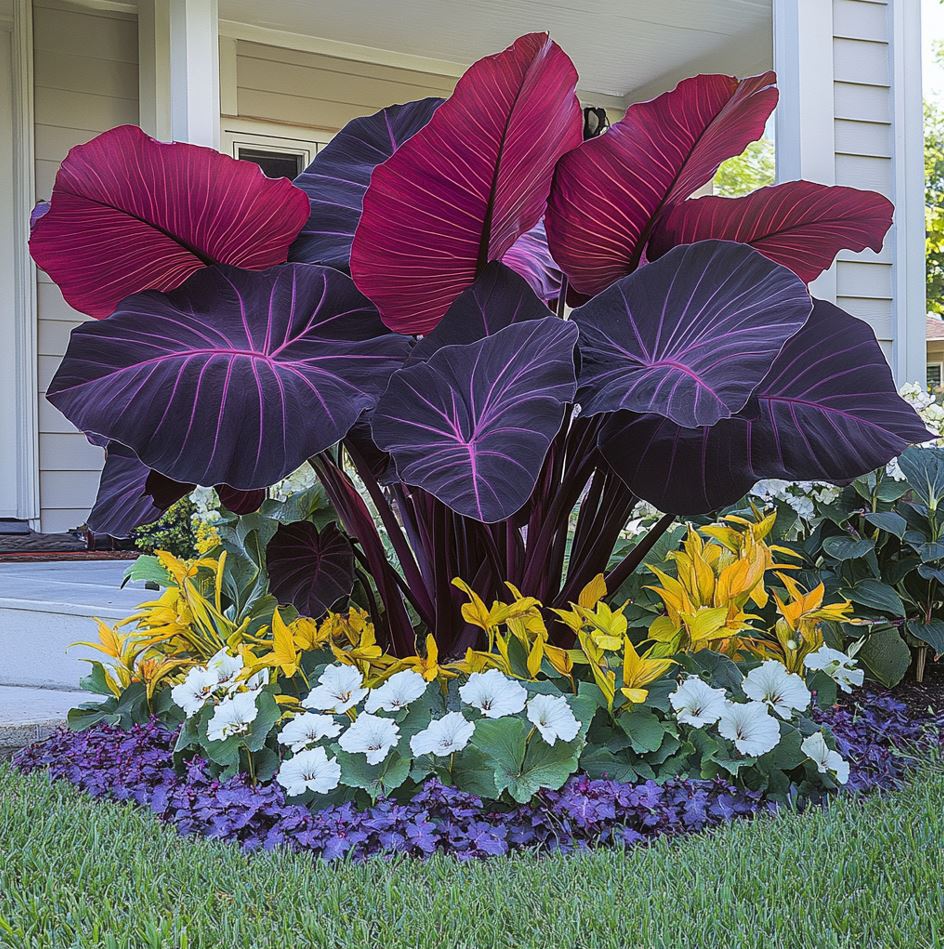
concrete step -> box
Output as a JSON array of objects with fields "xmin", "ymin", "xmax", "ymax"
[
  {"xmin": 0, "ymin": 684, "xmax": 86, "ymax": 756},
  {"xmin": 0, "ymin": 561, "xmax": 148, "ymax": 690}
]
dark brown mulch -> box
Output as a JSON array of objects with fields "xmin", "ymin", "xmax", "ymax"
[{"xmin": 893, "ymin": 660, "xmax": 944, "ymax": 721}]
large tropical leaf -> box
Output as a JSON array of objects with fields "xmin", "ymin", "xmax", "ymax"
[
  {"xmin": 897, "ymin": 446, "xmax": 944, "ymax": 509},
  {"xmin": 647, "ymin": 182, "xmax": 894, "ymax": 283},
  {"xmin": 266, "ymin": 521, "xmax": 355, "ymax": 618},
  {"xmin": 545, "ymin": 71, "xmax": 778, "ymax": 296},
  {"xmin": 350, "ymin": 33, "xmax": 582, "ymax": 335},
  {"xmin": 289, "ymin": 98, "xmax": 442, "ymax": 270},
  {"xmin": 372, "ymin": 318, "xmax": 579, "ymax": 522},
  {"xmin": 47, "ymin": 264, "xmax": 412, "ymax": 490},
  {"xmin": 408, "ymin": 262, "xmax": 552, "ymax": 364},
  {"xmin": 501, "ymin": 221, "xmax": 563, "ymax": 303},
  {"xmin": 86, "ymin": 443, "xmax": 191, "ymax": 538},
  {"xmin": 600, "ymin": 300, "xmax": 932, "ymax": 513},
  {"xmin": 571, "ymin": 241, "xmax": 811, "ymax": 427},
  {"xmin": 29, "ymin": 125, "xmax": 309, "ymax": 319}
]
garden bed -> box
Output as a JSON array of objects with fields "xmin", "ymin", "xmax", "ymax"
[{"xmin": 13, "ymin": 689, "xmax": 942, "ymax": 862}]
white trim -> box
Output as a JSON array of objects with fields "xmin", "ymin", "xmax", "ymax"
[
  {"xmin": 12, "ymin": 0, "xmax": 37, "ymax": 525},
  {"xmin": 33, "ymin": 0, "xmax": 135, "ymax": 18},
  {"xmin": 773, "ymin": 0, "xmax": 837, "ymax": 303},
  {"xmin": 891, "ymin": 0, "xmax": 926, "ymax": 384},
  {"xmin": 168, "ymin": 0, "xmax": 221, "ymax": 148},
  {"xmin": 219, "ymin": 34, "xmax": 237, "ymax": 117},
  {"xmin": 138, "ymin": 0, "xmax": 172, "ymax": 140}
]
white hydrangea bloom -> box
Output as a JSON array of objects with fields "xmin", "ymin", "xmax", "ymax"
[
  {"xmin": 669, "ymin": 676, "xmax": 727, "ymax": 728},
  {"xmin": 717, "ymin": 701, "xmax": 781, "ymax": 757},
  {"xmin": 804, "ymin": 646, "xmax": 864, "ymax": 693},
  {"xmin": 526, "ymin": 694, "xmax": 580, "ymax": 745},
  {"xmin": 277, "ymin": 712, "xmax": 342, "ymax": 752},
  {"xmin": 277, "ymin": 747, "xmax": 341, "ymax": 797},
  {"xmin": 171, "ymin": 666, "xmax": 219, "ymax": 718},
  {"xmin": 206, "ymin": 648, "xmax": 243, "ymax": 694},
  {"xmin": 268, "ymin": 463, "xmax": 318, "ymax": 502},
  {"xmin": 188, "ymin": 485, "xmax": 222, "ymax": 525},
  {"xmin": 459, "ymin": 669, "xmax": 528, "ymax": 719},
  {"xmin": 410, "ymin": 712, "xmax": 475, "ymax": 757},
  {"xmin": 742, "ymin": 660, "xmax": 811, "ymax": 719},
  {"xmin": 801, "ymin": 731, "xmax": 849, "ymax": 784},
  {"xmin": 205, "ymin": 691, "xmax": 259, "ymax": 743},
  {"xmin": 338, "ymin": 713, "xmax": 400, "ymax": 765},
  {"xmin": 364, "ymin": 670, "xmax": 428, "ymax": 713},
  {"xmin": 303, "ymin": 664, "xmax": 368, "ymax": 713}
]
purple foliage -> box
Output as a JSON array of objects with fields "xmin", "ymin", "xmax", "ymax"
[{"xmin": 14, "ymin": 692, "xmax": 941, "ymax": 863}]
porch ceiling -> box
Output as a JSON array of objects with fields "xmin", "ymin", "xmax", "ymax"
[{"xmin": 218, "ymin": 0, "xmax": 774, "ymax": 102}]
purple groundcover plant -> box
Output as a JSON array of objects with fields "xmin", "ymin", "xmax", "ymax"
[
  {"xmin": 13, "ymin": 692, "xmax": 941, "ymax": 862},
  {"xmin": 30, "ymin": 33, "xmax": 930, "ymax": 656}
]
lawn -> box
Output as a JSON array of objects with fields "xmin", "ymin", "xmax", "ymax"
[{"xmin": 1, "ymin": 762, "xmax": 942, "ymax": 949}]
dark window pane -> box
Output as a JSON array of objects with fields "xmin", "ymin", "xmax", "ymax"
[{"xmin": 237, "ymin": 148, "xmax": 304, "ymax": 180}]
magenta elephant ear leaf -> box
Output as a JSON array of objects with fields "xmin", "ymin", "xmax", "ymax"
[
  {"xmin": 647, "ymin": 182, "xmax": 894, "ymax": 283},
  {"xmin": 600, "ymin": 300, "xmax": 932, "ymax": 514},
  {"xmin": 372, "ymin": 318, "xmax": 578, "ymax": 522},
  {"xmin": 289, "ymin": 97, "xmax": 442, "ymax": 271},
  {"xmin": 408, "ymin": 261, "xmax": 552, "ymax": 364},
  {"xmin": 87, "ymin": 443, "xmax": 193, "ymax": 538},
  {"xmin": 546, "ymin": 71, "xmax": 778, "ymax": 296},
  {"xmin": 350, "ymin": 32, "xmax": 582, "ymax": 335},
  {"xmin": 266, "ymin": 521, "xmax": 356, "ymax": 618},
  {"xmin": 572, "ymin": 241, "xmax": 811, "ymax": 427},
  {"xmin": 217, "ymin": 486, "xmax": 266, "ymax": 516},
  {"xmin": 47, "ymin": 264, "xmax": 412, "ymax": 490},
  {"xmin": 29, "ymin": 125, "xmax": 310, "ymax": 318},
  {"xmin": 500, "ymin": 221, "xmax": 563, "ymax": 303}
]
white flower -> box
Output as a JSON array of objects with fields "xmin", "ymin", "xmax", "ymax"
[
  {"xmin": 364, "ymin": 670, "xmax": 428, "ymax": 713},
  {"xmin": 171, "ymin": 666, "xmax": 218, "ymax": 718},
  {"xmin": 801, "ymin": 731, "xmax": 849, "ymax": 784},
  {"xmin": 303, "ymin": 664, "xmax": 368, "ymax": 713},
  {"xmin": 459, "ymin": 669, "xmax": 528, "ymax": 719},
  {"xmin": 804, "ymin": 646, "xmax": 865, "ymax": 693},
  {"xmin": 277, "ymin": 712, "xmax": 342, "ymax": 752},
  {"xmin": 338, "ymin": 713, "xmax": 399, "ymax": 765},
  {"xmin": 669, "ymin": 676, "xmax": 727, "ymax": 728},
  {"xmin": 277, "ymin": 747, "xmax": 341, "ymax": 797},
  {"xmin": 717, "ymin": 701, "xmax": 781, "ymax": 757},
  {"xmin": 742, "ymin": 660, "xmax": 811, "ymax": 719},
  {"xmin": 206, "ymin": 691, "xmax": 259, "ymax": 743},
  {"xmin": 410, "ymin": 712, "xmax": 475, "ymax": 757},
  {"xmin": 243, "ymin": 668, "xmax": 269, "ymax": 691},
  {"xmin": 206, "ymin": 648, "xmax": 244, "ymax": 693},
  {"xmin": 526, "ymin": 694, "xmax": 580, "ymax": 745}
]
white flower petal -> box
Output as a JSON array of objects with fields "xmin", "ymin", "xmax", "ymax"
[
  {"xmin": 410, "ymin": 712, "xmax": 475, "ymax": 757},
  {"xmin": 459, "ymin": 669, "xmax": 528, "ymax": 719},
  {"xmin": 277, "ymin": 712, "xmax": 342, "ymax": 752},
  {"xmin": 338, "ymin": 713, "xmax": 399, "ymax": 765},
  {"xmin": 669, "ymin": 676, "xmax": 727, "ymax": 728},
  {"xmin": 742, "ymin": 660, "xmax": 811, "ymax": 719},
  {"xmin": 526, "ymin": 693, "xmax": 580, "ymax": 745},
  {"xmin": 206, "ymin": 691, "xmax": 259, "ymax": 743},
  {"xmin": 303, "ymin": 664, "xmax": 368, "ymax": 713},
  {"xmin": 717, "ymin": 701, "xmax": 781, "ymax": 757},
  {"xmin": 171, "ymin": 667, "xmax": 219, "ymax": 718},
  {"xmin": 277, "ymin": 747, "xmax": 341, "ymax": 796},
  {"xmin": 364, "ymin": 670, "xmax": 428, "ymax": 713}
]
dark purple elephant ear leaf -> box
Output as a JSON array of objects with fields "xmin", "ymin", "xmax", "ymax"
[
  {"xmin": 29, "ymin": 125, "xmax": 310, "ymax": 318},
  {"xmin": 351, "ymin": 33, "xmax": 582, "ymax": 335},
  {"xmin": 546, "ymin": 71, "xmax": 778, "ymax": 296},
  {"xmin": 572, "ymin": 241, "xmax": 811, "ymax": 427},
  {"xmin": 372, "ymin": 318, "xmax": 578, "ymax": 522},
  {"xmin": 647, "ymin": 182, "xmax": 894, "ymax": 283},
  {"xmin": 500, "ymin": 221, "xmax": 562, "ymax": 303},
  {"xmin": 47, "ymin": 264, "xmax": 412, "ymax": 490},
  {"xmin": 87, "ymin": 443, "xmax": 192, "ymax": 538},
  {"xmin": 217, "ymin": 486, "xmax": 266, "ymax": 516},
  {"xmin": 266, "ymin": 521, "xmax": 355, "ymax": 618},
  {"xmin": 408, "ymin": 261, "xmax": 552, "ymax": 365},
  {"xmin": 289, "ymin": 97, "xmax": 442, "ymax": 271},
  {"xmin": 601, "ymin": 299, "xmax": 932, "ymax": 514}
]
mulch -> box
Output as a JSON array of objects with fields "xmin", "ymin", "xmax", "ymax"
[{"xmin": 893, "ymin": 661, "xmax": 944, "ymax": 721}]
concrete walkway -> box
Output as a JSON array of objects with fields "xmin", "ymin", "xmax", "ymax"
[{"xmin": 0, "ymin": 561, "xmax": 150, "ymax": 746}]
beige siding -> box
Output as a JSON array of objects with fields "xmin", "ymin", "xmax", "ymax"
[
  {"xmin": 831, "ymin": 0, "xmax": 894, "ymax": 347},
  {"xmin": 32, "ymin": 2, "xmax": 137, "ymax": 532},
  {"xmin": 234, "ymin": 41, "xmax": 456, "ymax": 131}
]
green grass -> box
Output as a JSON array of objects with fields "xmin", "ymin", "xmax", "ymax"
[{"xmin": 1, "ymin": 764, "xmax": 943, "ymax": 949}]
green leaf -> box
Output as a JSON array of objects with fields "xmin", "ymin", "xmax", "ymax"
[
  {"xmin": 906, "ymin": 619, "xmax": 944, "ymax": 653},
  {"xmin": 917, "ymin": 563, "xmax": 944, "ymax": 583},
  {"xmin": 680, "ymin": 650, "xmax": 743, "ymax": 692},
  {"xmin": 121, "ymin": 554, "xmax": 171, "ymax": 588},
  {"xmin": 79, "ymin": 662, "xmax": 116, "ymax": 697},
  {"xmin": 470, "ymin": 717, "xmax": 528, "ymax": 794},
  {"xmin": 863, "ymin": 511, "xmax": 907, "ymax": 538},
  {"xmin": 579, "ymin": 745, "xmax": 637, "ymax": 782},
  {"xmin": 337, "ymin": 750, "xmax": 410, "ymax": 799},
  {"xmin": 858, "ymin": 628, "xmax": 912, "ymax": 687},
  {"xmin": 844, "ymin": 579, "xmax": 905, "ymax": 617},
  {"xmin": 245, "ymin": 692, "xmax": 281, "ymax": 753},
  {"xmin": 756, "ymin": 726, "xmax": 804, "ymax": 772},
  {"xmin": 822, "ymin": 535, "xmax": 874, "ymax": 561},
  {"xmin": 450, "ymin": 747, "xmax": 500, "ymax": 798},
  {"xmin": 616, "ymin": 707, "xmax": 666, "ymax": 754},
  {"xmin": 918, "ymin": 541, "xmax": 944, "ymax": 562},
  {"xmin": 810, "ymin": 670, "xmax": 837, "ymax": 709},
  {"xmin": 67, "ymin": 701, "xmax": 119, "ymax": 731},
  {"xmin": 899, "ymin": 446, "xmax": 944, "ymax": 510}
]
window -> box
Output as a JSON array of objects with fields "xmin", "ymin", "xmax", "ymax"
[
  {"xmin": 221, "ymin": 121, "xmax": 334, "ymax": 182},
  {"xmin": 236, "ymin": 147, "xmax": 304, "ymax": 180},
  {"xmin": 928, "ymin": 362, "xmax": 943, "ymax": 389}
]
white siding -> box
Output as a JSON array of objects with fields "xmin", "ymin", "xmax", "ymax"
[
  {"xmin": 32, "ymin": 1, "xmax": 137, "ymax": 532},
  {"xmin": 832, "ymin": 0, "xmax": 895, "ymax": 348}
]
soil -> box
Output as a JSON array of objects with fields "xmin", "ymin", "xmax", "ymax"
[{"xmin": 891, "ymin": 659, "xmax": 944, "ymax": 720}]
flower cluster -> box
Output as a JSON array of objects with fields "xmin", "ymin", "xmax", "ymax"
[{"xmin": 14, "ymin": 688, "xmax": 939, "ymax": 861}]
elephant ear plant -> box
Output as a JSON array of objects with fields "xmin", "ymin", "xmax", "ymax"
[{"xmin": 33, "ymin": 33, "xmax": 930, "ymax": 657}]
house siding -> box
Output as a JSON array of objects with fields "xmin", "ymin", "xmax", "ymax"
[{"xmin": 32, "ymin": 1, "xmax": 138, "ymax": 532}]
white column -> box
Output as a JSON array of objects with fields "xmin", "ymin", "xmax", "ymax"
[
  {"xmin": 139, "ymin": 0, "xmax": 220, "ymax": 148},
  {"xmin": 773, "ymin": 0, "xmax": 837, "ymax": 303}
]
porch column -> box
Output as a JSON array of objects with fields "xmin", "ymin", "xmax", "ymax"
[
  {"xmin": 774, "ymin": 0, "xmax": 926, "ymax": 384},
  {"xmin": 139, "ymin": 0, "xmax": 220, "ymax": 149}
]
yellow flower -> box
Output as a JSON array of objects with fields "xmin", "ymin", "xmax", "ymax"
[
  {"xmin": 254, "ymin": 608, "xmax": 299, "ymax": 678},
  {"xmin": 396, "ymin": 634, "xmax": 454, "ymax": 681},
  {"xmin": 620, "ymin": 636, "xmax": 675, "ymax": 705}
]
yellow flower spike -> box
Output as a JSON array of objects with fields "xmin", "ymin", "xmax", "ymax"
[
  {"xmin": 543, "ymin": 643, "xmax": 574, "ymax": 677},
  {"xmin": 291, "ymin": 616, "xmax": 324, "ymax": 652},
  {"xmin": 620, "ymin": 635, "xmax": 676, "ymax": 705},
  {"xmin": 452, "ymin": 578, "xmax": 493, "ymax": 632},
  {"xmin": 397, "ymin": 634, "xmax": 453, "ymax": 682},
  {"xmin": 73, "ymin": 619, "xmax": 126, "ymax": 660},
  {"xmin": 577, "ymin": 573, "xmax": 607, "ymax": 609},
  {"xmin": 256, "ymin": 608, "xmax": 299, "ymax": 678}
]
